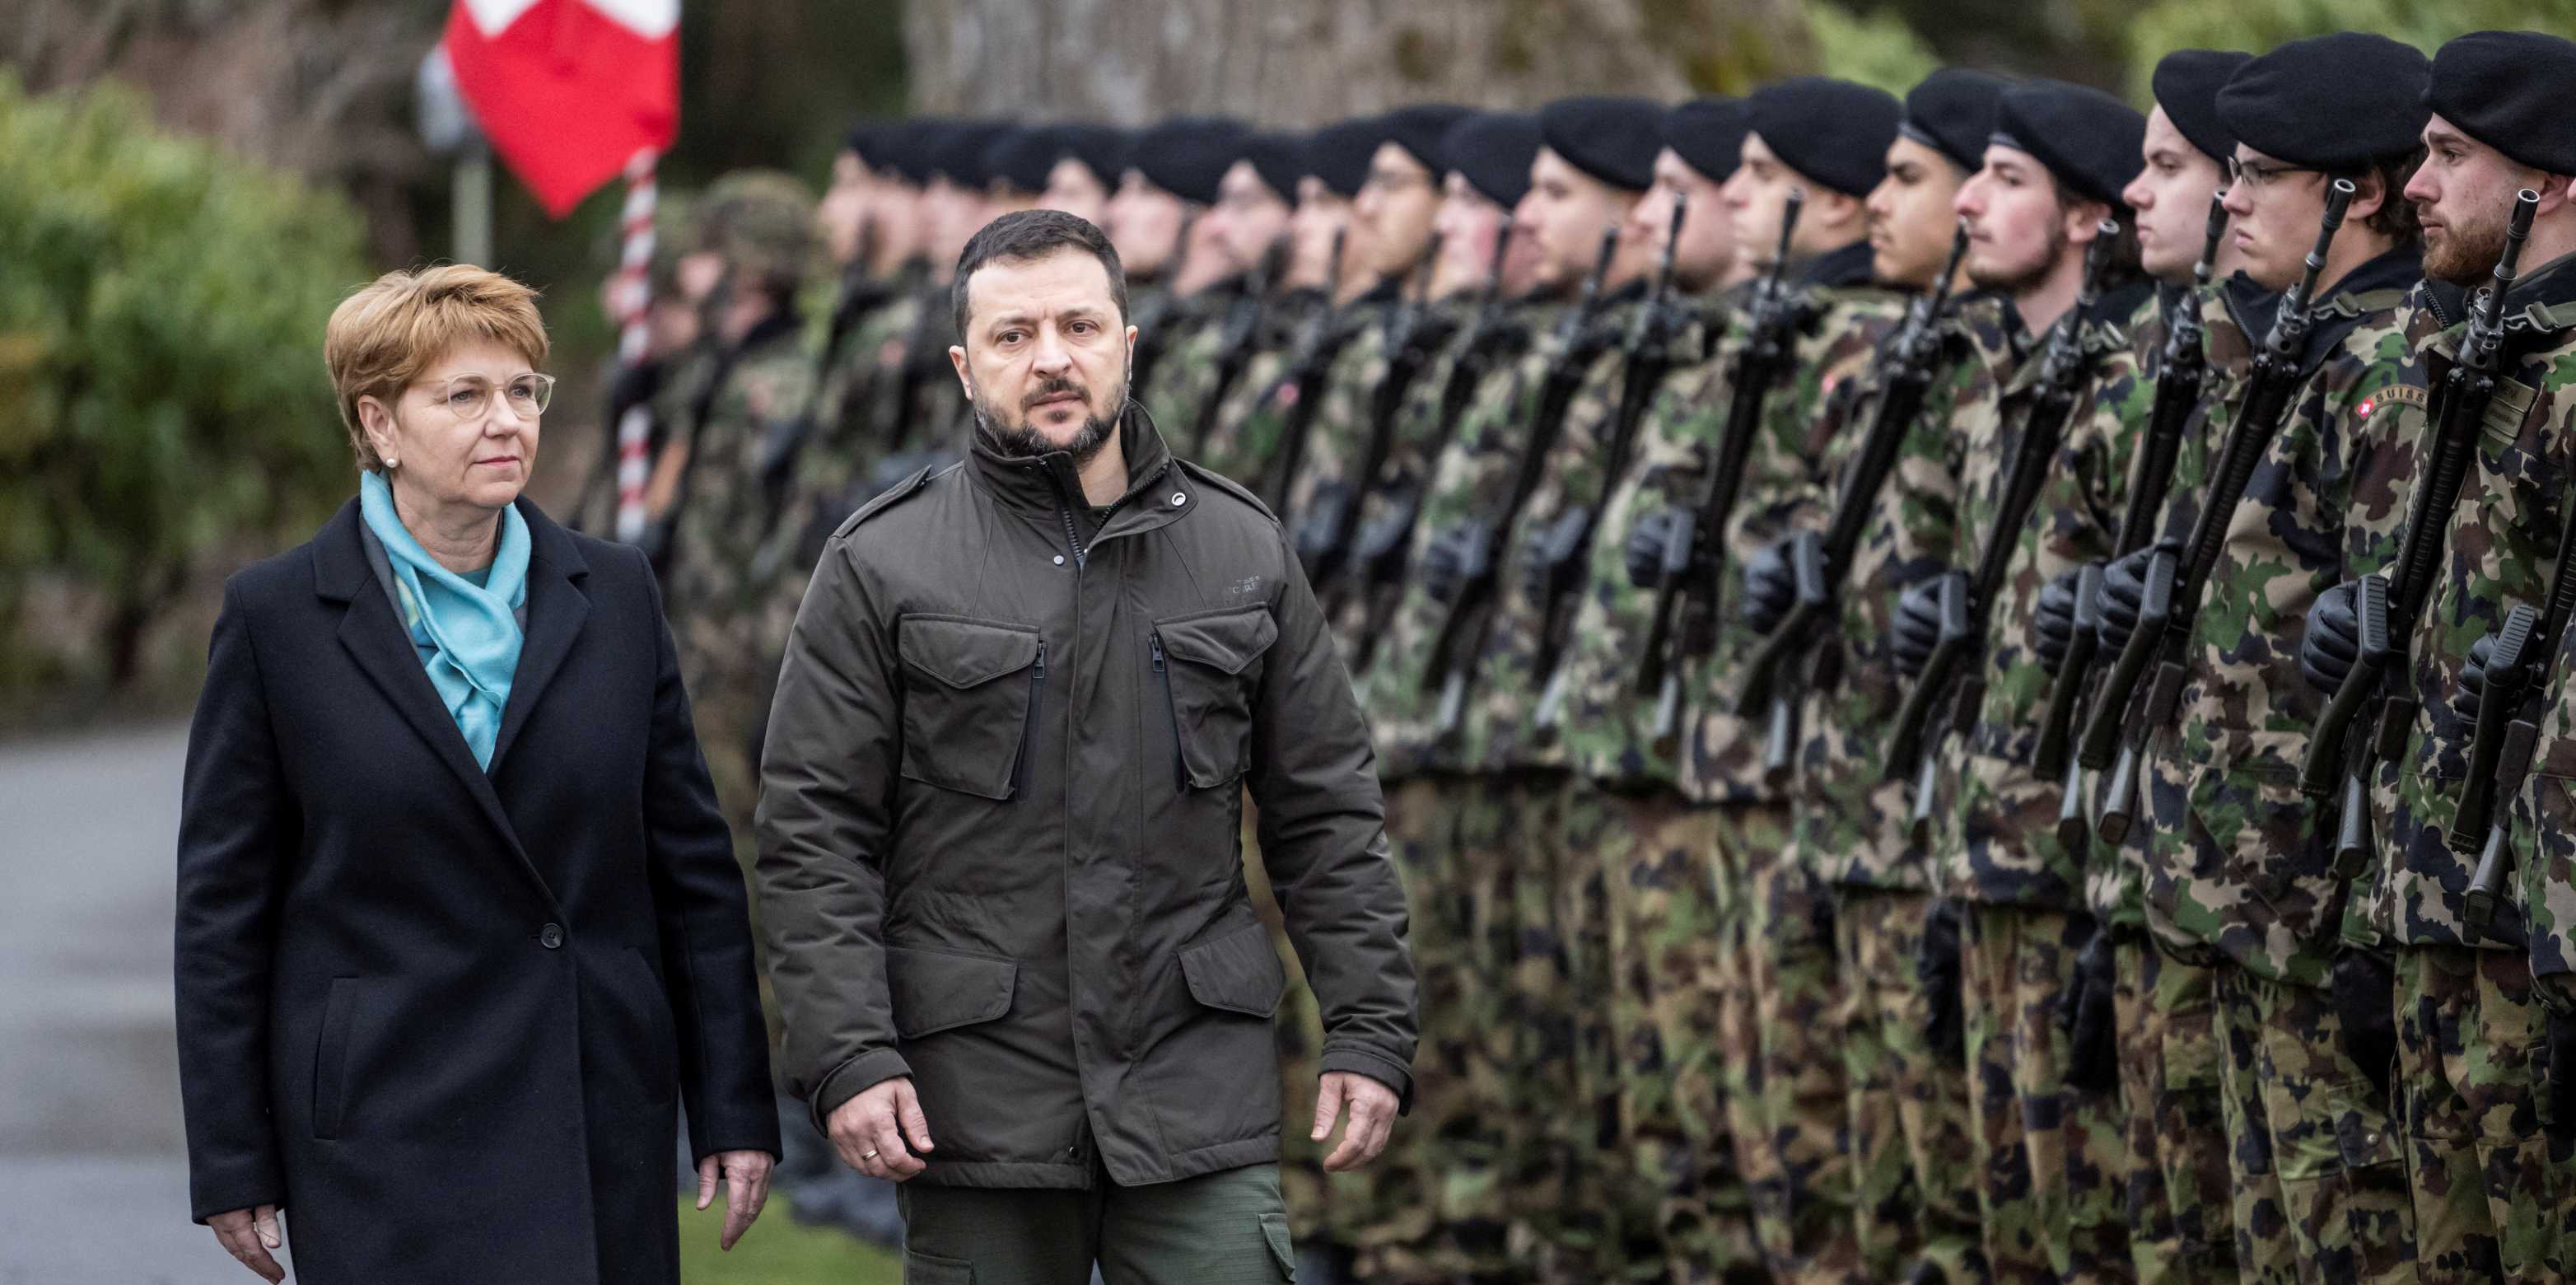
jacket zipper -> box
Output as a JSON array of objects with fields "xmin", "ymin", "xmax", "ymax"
[
  {"xmin": 1015, "ymin": 640, "xmax": 1047, "ymax": 800},
  {"xmin": 1150, "ymin": 633, "xmax": 1186, "ymax": 790}
]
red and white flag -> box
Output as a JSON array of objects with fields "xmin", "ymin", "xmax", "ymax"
[{"xmin": 444, "ymin": 0, "xmax": 679, "ymax": 217}]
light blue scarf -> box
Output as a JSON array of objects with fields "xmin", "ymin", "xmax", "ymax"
[{"xmin": 358, "ymin": 470, "xmax": 530, "ymax": 769}]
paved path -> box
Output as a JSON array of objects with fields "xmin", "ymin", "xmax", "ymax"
[{"xmin": 0, "ymin": 722, "xmax": 286, "ymax": 1283}]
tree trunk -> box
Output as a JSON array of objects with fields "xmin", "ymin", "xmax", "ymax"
[{"xmin": 903, "ymin": 0, "xmax": 1816, "ymax": 126}]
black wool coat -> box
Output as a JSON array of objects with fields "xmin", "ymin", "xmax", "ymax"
[{"xmin": 174, "ymin": 498, "xmax": 779, "ymax": 1285}]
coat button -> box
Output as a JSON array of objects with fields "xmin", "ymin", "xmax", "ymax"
[
  {"xmin": 539, "ymin": 923, "xmax": 564, "ymax": 950},
  {"xmin": 1053, "ymin": 554, "xmax": 1066, "ymax": 566},
  {"xmin": 1170, "ymin": 492, "xmax": 1188, "ymax": 506}
]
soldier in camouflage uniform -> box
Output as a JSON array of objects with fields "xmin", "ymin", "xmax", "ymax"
[
  {"xmin": 1745, "ymin": 68, "xmax": 2001, "ymax": 1285},
  {"xmin": 1886, "ymin": 82, "xmax": 2152, "ymax": 1283},
  {"xmin": 2082, "ymin": 37, "xmax": 2433, "ymax": 1285},
  {"xmin": 661, "ymin": 170, "xmax": 819, "ymax": 848},
  {"xmin": 1101, "ymin": 119, "xmax": 1206, "ymax": 400},
  {"xmin": 574, "ymin": 193, "xmax": 699, "ymax": 538},
  {"xmin": 2300, "ymin": 31, "xmax": 2576, "ymax": 1283},
  {"xmin": 1144, "ymin": 122, "xmax": 1291, "ymax": 480},
  {"xmin": 1631, "ymin": 77, "xmax": 1906, "ymax": 1284},
  {"xmin": 1533, "ymin": 95, "xmax": 1783, "ymax": 1285},
  {"xmin": 1039, "ymin": 123, "xmax": 1127, "ymax": 228}
]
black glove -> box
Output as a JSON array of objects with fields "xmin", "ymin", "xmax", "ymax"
[
  {"xmin": 1626, "ymin": 508, "xmax": 1681, "ymax": 589},
  {"xmin": 1421, "ymin": 522, "xmax": 1483, "ymax": 605},
  {"xmin": 2546, "ymin": 1005, "xmax": 2576, "ymax": 1148},
  {"xmin": 1892, "ymin": 579, "xmax": 1945, "ymax": 678},
  {"xmin": 2058, "ymin": 919, "xmax": 2119, "ymax": 1094},
  {"xmin": 1918, "ymin": 899, "xmax": 1966, "ymax": 1064},
  {"xmin": 2331, "ymin": 946, "xmax": 2399, "ymax": 1101},
  {"xmin": 1743, "ymin": 539, "xmax": 1796, "ymax": 638},
  {"xmin": 2096, "ymin": 543, "xmax": 2164, "ymax": 657},
  {"xmin": 2455, "ymin": 631, "xmax": 2498, "ymax": 727},
  {"xmin": 2034, "ymin": 569, "xmax": 2082, "ymax": 677},
  {"xmin": 2301, "ymin": 580, "xmax": 2366, "ymax": 695}
]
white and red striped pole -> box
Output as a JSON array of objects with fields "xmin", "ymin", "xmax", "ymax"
[{"xmin": 611, "ymin": 146, "xmax": 659, "ymax": 544}]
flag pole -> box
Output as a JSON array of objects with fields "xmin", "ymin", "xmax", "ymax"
[{"xmin": 612, "ymin": 147, "xmax": 659, "ymax": 544}]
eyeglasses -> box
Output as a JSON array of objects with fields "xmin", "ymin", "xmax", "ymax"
[
  {"xmin": 2224, "ymin": 157, "xmax": 2323, "ymax": 192},
  {"xmin": 428, "ymin": 371, "xmax": 555, "ymax": 423}
]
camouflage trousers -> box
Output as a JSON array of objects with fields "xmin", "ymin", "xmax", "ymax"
[
  {"xmin": 1714, "ymin": 803, "xmax": 1861, "ymax": 1283},
  {"xmin": 677, "ymin": 613, "xmax": 772, "ymax": 849},
  {"xmin": 1577, "ymin": 785, "xmax": 1765, "ymax": 1283},
  {"xmin": 2392, "ymin": 944, "xmax": 2576, "ymax": 1283},
  {"xmin": 1528, "ymin": 775, "xmax": 1631, "ymax": 1282},
  {"xmin": 2208, "ymin": 963, "xmax": 2414, "ymax": 1284},
  {"xmin": 2111, "ymin": 935, "xmax": 2235, "ymax": 1285},
  {"xmin": 1832, "ymin": 885, "xmax": 1986, "ymax": 1283},
  {"xmin": 1958, "ymin": 904, "xmax": 2130, "ymax": 1283}
]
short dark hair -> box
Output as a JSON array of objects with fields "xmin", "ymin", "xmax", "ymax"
[
  {"xmin": 2336, "ymin": 147, "xmax": 2427, "ymax": 243},
  {"xmin": 951, "ymin": 208, "xmax": 1128, "ymax": 341}
]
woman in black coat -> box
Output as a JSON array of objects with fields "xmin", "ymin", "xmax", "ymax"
[{"xmin": 175, "ymin": 265, "xmax": 780, "ymax": 1283}]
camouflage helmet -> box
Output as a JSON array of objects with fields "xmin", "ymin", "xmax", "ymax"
[
  {"xmin": 645, "ymin": 192, "xmax": 697, "ymax": 299},
  {"xmin": 695, "ymin": 169, "xmax": 819, "ymax": 294}
]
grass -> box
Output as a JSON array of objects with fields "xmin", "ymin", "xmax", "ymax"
[{"xmin": 675, "ymin": 1192, "xmax": 902, "ymax": 1284}]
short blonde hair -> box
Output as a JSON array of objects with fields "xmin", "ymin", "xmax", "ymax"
[{"xmin": 325, "ymin": 264, "xmax": 548, "ymax": 470}]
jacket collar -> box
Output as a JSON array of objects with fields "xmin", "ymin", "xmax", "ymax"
[
  {"xmin": 1797, "ymin": 239, "xmax": 1878, "ymax": 290},
  {"xmin": 966, "ymin": 400, "xmax": 1180, "ymax": 522}
]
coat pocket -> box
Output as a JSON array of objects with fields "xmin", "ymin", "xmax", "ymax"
[
  {"xmin": 312, "ymin": 976, "xmax": 360, "ymax": 1139},
  {"xmin": 886, "ymin": 945, "xmax": 1019, "ymax": 1040},
  {"xmin": 898, "ymin": 615, "xmax": 1043, "ymax": 801},
  {"xmin": 1151, "ymin": 604, "xmax": 1280, "ymax": 791},
  {"xmin": 1178, "ymin": 922, "xmax": 1289, "ymax": 1019}
]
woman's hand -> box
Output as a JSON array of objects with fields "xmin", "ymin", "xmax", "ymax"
[
  {"xmin": 696, "ymin": 1150, "xmax": 775, "ymax": 1251},
  {"xmin": 208, "ymin": 1204, "xmax": 285, "ymax": 1282}
]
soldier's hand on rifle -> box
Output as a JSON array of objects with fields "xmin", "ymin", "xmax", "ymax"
[
  {"xmin": 1626, "ymin": 509, "xmax": 1681, "ymax": 589},
  {"xmin": 1743, "ymin": 539, "xmax": 1797, "ymax": 638},
  {"xmin": 2034, "ymin": 570, "xmax": 2083, "ymax": 676},
  {"xmin": 1420, "ymin": 523, "xmax": 1481, "ymax": 605},
  {"xmin": 2096, "ymin": 544, "xmax": 2165, "ymax": 657},
  {"xmin": 2454, "ymin": 631, "xmax": 2499, "ymax": 727},
  {"xmin": 1892, "ymin": 580, "xmax": 1945, "ymax": 677},
  {"xmin": 2300, "ymin": 580, "xmax": 2366, "ymax": 695},
  {"xmin": 2331, "ymin": 946, "xmax": 2399, "ymax": 1100}
]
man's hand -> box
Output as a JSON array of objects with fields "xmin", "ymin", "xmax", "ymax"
[
  {"xmin": 208, "ymin": 1204, "xmax": 284, "ymax": 1283},
  {"xmin": 1742, "ymin": 539, "xmax": 1797, "ymax": 638},
  {"xmin": 695, "ymin": 1149, "xmax": 775, "ymax": 1251},
  {"xmin": 827, "ymin": 1076, "xmax": 935, "ymax": 1181},
  {"xmin": 2301, "ymin": 580, "xmax": 2365, "ymax": 695},
  {"xmin": 1311, "ymin": 1071, "xmax": 1399, "ymax": 1172},
  {"xmin": 2033, "ymin": 569, "xmax": 2082, "ymax": 676}
]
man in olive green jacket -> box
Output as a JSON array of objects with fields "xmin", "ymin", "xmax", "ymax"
[{"xmin": 757, "ymin": 208, "xmax": 1417, "ymax": 1285}]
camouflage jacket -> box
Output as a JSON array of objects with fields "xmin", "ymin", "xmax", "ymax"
[
  {"xmin": 2361, "ymin": 255, "xmax": 2576, "ymax": 951},
  {"xmin": 1674, "ymin": 254, "xmax": 1906, "ymax": 806},
  {"xmin": 2140, "ymin": 250, "xmax": 2419, "ymax": 983},
  {"xmin": 1921, "ymin": 284, "xmax": 2154, "ymax": 910},
  {"xmin": 2510, "ymin": 594, "xmax": 2576, "ymax": 998},
  {"xmin": 814, "ymin": 264, "xmax": 927, "ymax": 461},
  {"xmin": 1158, "ymin": 281, "xmax": 1310, "ymax": 485},
  {"xmin": 1236, "ymin": 283, "xmax": 1402, "ymax": 524},
  {"xmin": 1360, "ymin": 297, "xmax": 1575, "ymax": 779},
  {"xmin": 1779, "ymin": 295, "xmax": 1994, "ymax": 887},
  {"xmin": 667, "ymin": 314, "xmax": 818, "ymax": 647}
]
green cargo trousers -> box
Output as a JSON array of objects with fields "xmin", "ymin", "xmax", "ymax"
[{"xmin": 897, "ymin": 1162, "xmax": 1298, "ymax": 1284}]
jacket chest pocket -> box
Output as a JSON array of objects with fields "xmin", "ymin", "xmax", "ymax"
[
  {"xmin": 898, "ymin": 614, "xmax": 1045, "ymax": 801},
  {"xmin": 1150, "ymin": 603, "xmax": 1280, "ymax": 790}
]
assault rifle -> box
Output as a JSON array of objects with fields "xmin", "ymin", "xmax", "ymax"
[
  {"xmin": 1302, "ymin": 231, "xmax": 1444, "ymax": 596},
  {"xmin": 2462, "ymin": 479, "xmax": 2576, "ymax": 923},
  {"xmin": 2303, "ymin": 188, "xmax": 2539, "ymax": 880},
  {"xmin": 1632, "ymin": 191, "xmax": 1806, "ymax": 750},
  {"xmin": 1188, "ymin": 239, "xmax": 1282, "ymax": 458},
  {"xmin": 1883, "ymin": 221, "xmax": 2121, "ymax": 841},
  {"xmin": 1530, "ymin": 193, "xmax": 1692, "ymax": 735},
  {"xmin": 1262, "ymin": 227, "xmax": 1351, "ymax": 518},
  {"xmin": 1735, "ymin": 220, "xmax": 1971, "ymax": 781},
  {"xmin": 1422, "ymin": 222, "xmax": 1623, "ymax": 735}
]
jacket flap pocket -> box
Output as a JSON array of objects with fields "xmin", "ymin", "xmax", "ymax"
[
  {"xmin": 900, "ymin": 616, "xmax": 1040, "ymax": 690},
  {"xmin": 1156, "ymin": 605, "xmax": 1279, "ymax": 675},
  {"xmin": 886, "ymin": 946, "xmax": 1018, "ymax": 1039},
  {"xmin": 1178, "ymin": 922, "xmax": 1289, "ymax": 1018}
]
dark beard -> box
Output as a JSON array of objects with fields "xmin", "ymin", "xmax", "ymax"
[
  {"xmin": 1967, "ymin": 223, "xmax": 2072, "ymax": 296},
  {"xmin": 975, "ymin": 377, "xmax": 1126, "ymax": 469},
  {"xmin": 2425, "ymin": 214, "xmax": 2508, "ymax": 286}
]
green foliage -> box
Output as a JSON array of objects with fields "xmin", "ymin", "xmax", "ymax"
[
  {"xmin": 0, "ymin": 70, "xmax": 367, "ymax": 691},
  {"xmin": 2125, "ymin": 0, "xmax": 2576, "ymax": 92},
  {"xmin": 674, "ymin": 1195, "xmax": 900, "ymax": 1284},
  {"xmin": 1808, "ymin": 1, "xmax": 1943, "ymax": 96}
]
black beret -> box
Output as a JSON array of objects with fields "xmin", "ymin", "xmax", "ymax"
[
  {"xmin": 1054, "ymin": 124, "xmax": 1131, "ymax": 189},
  {"xmin": 1748, "ymin": 77, "xmax": 1902, "ymax": 198},
  {"xmin": 1134, "ymin": 115, "xmax": 1249, "ymax": 205},
  {"xmin": 1665, "ymin": 96, "xmax": 1751, "ymax": 184},
  {"xmin": 1901, "ymin": 69, "xmax": 2009, "ymax": 175},
  {"xmin": 2150, "ymin": 49, "xmax": 2252, "ymax": 164},
  {"xmin": 1993, "ymin": 80, "xmax": 2147, "ymax": 207},
  {"xmin": 2427, "ymin": 31, "xmax": 2576, "ymax": 177},
  {"xmin": 932, "ymin": 119, "xmax": 1010, "ymax": 188},
  {"xmin": 2217, "ymin": 33, "xmax": 2430, "ymax": 171},
  {"xmin": 842, "ymin": 119, "xmax": 883, "ymax": 166},
  {"xmin": 1381, "ymin": 103, "xmax": 1474, "ymax": 176},
  {"xmin": 1538, "ymin": 96, "xmax": 1663, "ymax": 191},
  {"xmin": 983, "ymin": 125, "xmax": 1062, "ymax": 194},
  {"xmin": 1307, "ymin": 116, "xmax": 1393, "ymax": 199},
  {"xmin": 875, "ymin": 119, "xmax": 940, "ymax": 186},
  {"xmin": 1443, "ymin": 110, "xmax": 1542, "ymax": 208},
  {"xmin": 1238, "ymin": 131, "xmax": 1308, "ymax": 203}
]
